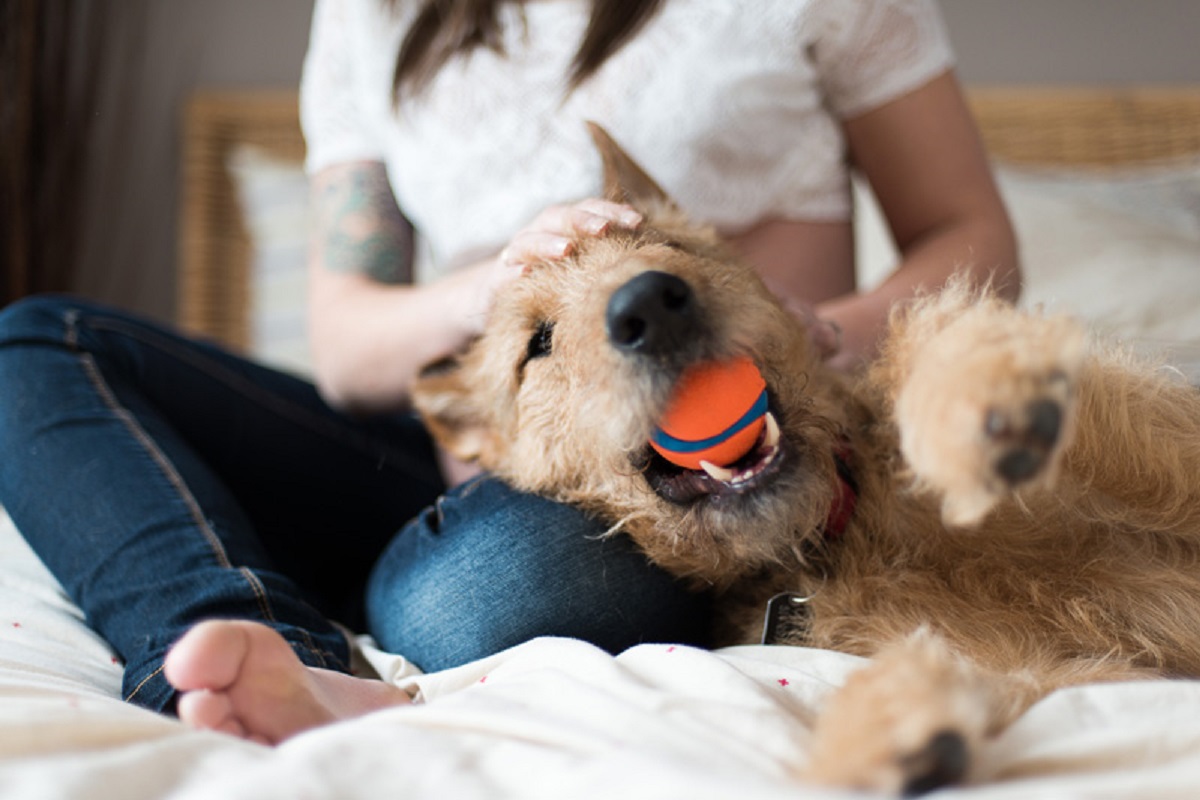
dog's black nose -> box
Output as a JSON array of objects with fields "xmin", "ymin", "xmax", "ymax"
[{"xmin": 605, "ymin": 271, "xmax": 696, "ymax": 355}]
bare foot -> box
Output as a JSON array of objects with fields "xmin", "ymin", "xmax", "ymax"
[{"xmin": 164, "ymin": 620, "xmax": 411, "ymax": 744}]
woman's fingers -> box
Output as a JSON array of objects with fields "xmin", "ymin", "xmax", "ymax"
[
  {"xmin": 500, "ymin": 231, "xmax": 575, "ymax": 267},
  {"xmin": 502, "ymin": 199, "xmax": 643, "ymax": 267},
  {"xmin": 534, "ymin": 199, "xmax": 642, "ymax": 235},
  {"xmin": 810, "ymin": 319, "xmax": 843, "ymax": 360},
  {"xmin": 780, "ymin": 296, "xmax": 843, "ymax": 361}
]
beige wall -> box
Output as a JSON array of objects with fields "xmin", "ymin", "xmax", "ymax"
[
  {"xmin": 75, "ymin": 0, "xmax": 1199, "ymax": 323},
  {"xmin": 942, "ymin": 0, "xmax": 1199, "ymax": 84}
]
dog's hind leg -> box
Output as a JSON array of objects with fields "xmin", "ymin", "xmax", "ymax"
[
  {"xmin": 801, "ymin": 629, "xmax": 1035, "ymax": 795},
  {"xmin": 802, "ymin": 629, "xmax": 1163, "ymax": 794}
]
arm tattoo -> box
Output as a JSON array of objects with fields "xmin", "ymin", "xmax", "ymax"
[{"xmin": 314, "ymin": 162, "xmax": 414, "ymax": 283}]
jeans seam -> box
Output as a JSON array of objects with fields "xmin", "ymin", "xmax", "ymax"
[
  {"xmin": 231, "ymin": 568, "xmax": 347, "ymax": 672},
  {"xmin": 53, "ymin": 306, "xmax": 351, "ymax": 688},
  {"xmin": 295, "ymin": 637, "xmax": 346, "ymax": 671},
  {"xmin": 237, "ymin": 567, "xmax": 280, "ymax": 625},
  {"xmin": 81, "ymin": 315, "xmax": 441, "ymax": 489},
  {"xmin": 76, "ymin": 331, "xmax": 299, "ymax": 666},
  {"xmin": 123, "ymin": 663, "xmax": 165, "ymax": 703},
  {"xmin": 77, "ymin": 350, "xmax": 234, "ymax": 570}
]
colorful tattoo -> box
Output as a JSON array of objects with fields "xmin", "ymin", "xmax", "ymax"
[{"xmin": 314, "ymin": 163, "xmax": 413, "ymax": 283}]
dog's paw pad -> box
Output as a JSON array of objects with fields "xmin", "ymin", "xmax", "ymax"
[
  {"xmin": 899, "ymin": 730, "xmax": 969, "ymax": 796},
  {"xmin": 985, "ymin": 397, "xmax": 1064, "ymax": 486}
]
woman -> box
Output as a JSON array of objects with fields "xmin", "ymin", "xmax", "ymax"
[{"xmin": 0, "ymin": 0, "xmax": 1017, "ymax": 743}]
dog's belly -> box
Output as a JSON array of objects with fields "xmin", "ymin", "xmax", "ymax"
[{"xmin": 798, "ymin": 528, "xmax": 1200, "ymax": 677}]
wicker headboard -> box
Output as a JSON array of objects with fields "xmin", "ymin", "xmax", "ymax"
[
  {"xmin": 179, "ymin": 87, "xmax": 1200, "ymax": 351},
  {"xmin": 180, "ymin": 92, "xmax": 304, "ymax": 351},
  {"xmin": 970, "ymin": 87, "xmax": 1200, "ymax": 168}
]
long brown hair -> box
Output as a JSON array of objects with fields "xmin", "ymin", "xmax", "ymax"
[{"xmin": 383, "ymin": 0, "xmax": 667, "ymax": 102}]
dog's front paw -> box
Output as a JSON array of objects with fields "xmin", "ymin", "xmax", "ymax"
[
  {"xmin": 943, "ymin": 364, "xmax": 1077, "ymax": 526},
  {"xmin": 897, "ymin": 313, "xmax": 1085, "ymax": 527},
  {"xmin": 983, "ymin": 381, "xmax": 1069, "ymax": 487}
]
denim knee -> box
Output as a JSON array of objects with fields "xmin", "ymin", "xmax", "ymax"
[
  {"xmin": 0, "ymin": 294, "xmax": 78, "ymax": 348},
  {"xmin": 365, "ymin": 477, "xmax": 711, "ymax": 672}
]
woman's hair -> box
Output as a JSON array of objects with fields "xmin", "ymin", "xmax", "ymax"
[{"xmin": 382, "ymin": 0, "xmax": 666, "ymax": 102}]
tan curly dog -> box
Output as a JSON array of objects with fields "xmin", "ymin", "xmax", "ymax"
[{"xmin": 412, "ymin": 125, "xmax": 1200, "ymax": 794}]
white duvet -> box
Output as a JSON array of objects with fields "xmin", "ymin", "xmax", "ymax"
[
  {"xmin": 4, "ymin": 500, "xmax": 1200, "ymax": 798},
  {"xmin": 4, "ymin": 159, "xmax": 1200, "ymax": 797}
]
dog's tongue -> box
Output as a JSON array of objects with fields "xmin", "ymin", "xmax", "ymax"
[{"xmin": 650, "ymin": 356, "xmax": 768, "ymax": 471}]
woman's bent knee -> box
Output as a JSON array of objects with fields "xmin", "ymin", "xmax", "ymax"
[
  {"xmin": 366, "ymin": 478, "xmax": 711, "ymax": 672},
  {"xmin": 0, "ymin": 294, "xmax": 80, "ymax": 346}
]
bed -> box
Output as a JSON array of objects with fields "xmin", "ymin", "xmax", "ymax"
[{"xmin": 1, "ymin": 87, "xmax": 1199, "ymax": 798}]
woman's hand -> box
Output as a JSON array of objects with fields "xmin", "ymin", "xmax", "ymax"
[
  {"xmin": 778, "ymin": 296, "xmax": 843, "ymax": 362},
  {"xmin": 503, "ymin": 198, "xmax": 644, "ymax": 268},
  {"xmin": 462, "ymin": 199, "xmax": 644, "ymax": 337}
]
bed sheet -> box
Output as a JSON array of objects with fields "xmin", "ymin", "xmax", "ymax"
[{"xmin": 3, "ymin": 508, "xmax": 1200, "ymax": 798}]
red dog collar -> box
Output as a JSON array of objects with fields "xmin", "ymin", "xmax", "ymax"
[{"xmin": 823, "ymin": 444, "xmax": 858, "ymax": 540}]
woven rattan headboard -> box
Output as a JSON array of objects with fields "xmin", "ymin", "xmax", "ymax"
[
  {"xmin": 178, "ymin": 87, "xmax": 1200, "ymax": 351},
  {"xmin": 180, "ymin": 92, "xmax": 304, "ymax": 351},
  {"xmin": 970, "ymin": 87, "xmax": 1200, "ymax": 168}
]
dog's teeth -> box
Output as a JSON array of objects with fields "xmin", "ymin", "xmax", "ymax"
[
  {"xmin": 763, "ymin": 411, "xmax": 781, "ymax": 449},
  {"xmin": 699, "ymin": 460, "xmax": 735, "ymax": 482}
]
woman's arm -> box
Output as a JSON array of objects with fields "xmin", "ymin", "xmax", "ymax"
[
  {"xmin": 820, "ymin": 70, "xmax": 1020, "ymax": 369},
  {"xmin": 306, "ymin": 161, "xmax": 641, "ymax": 412},
  {"xmin": 306, "ymin": 161, "xmax": 494, "ymax": 411}
]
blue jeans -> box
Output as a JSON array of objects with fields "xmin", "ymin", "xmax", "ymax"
[{"xmin": 0, "ymin": 296, "xmax": 711, "ymax": 712}]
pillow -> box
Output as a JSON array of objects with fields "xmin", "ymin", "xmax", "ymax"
[
  {"xmin": 855, "ymin": 159, "xmax": 1200, "ymax": 376},
  {"xmin": 227, "ymin": 145, "xmax": 314, "ymax": 377},
  {"xmin": 1001, "ymin": 163, "xmax": 1200, "ymax": 345}
]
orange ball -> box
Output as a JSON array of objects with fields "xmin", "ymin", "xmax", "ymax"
[{"xmin": 650, "ymin": 356, "xmax": 768, "ymax": 470}]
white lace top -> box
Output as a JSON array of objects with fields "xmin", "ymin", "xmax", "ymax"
[{"xmin": 300, "ymin": 0, "xmax": 954, "ymax": 283}]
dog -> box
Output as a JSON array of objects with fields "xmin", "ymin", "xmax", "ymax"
[{"xmin": 412, "ymin": 124, "xmax": 1200, "ymax": 794}]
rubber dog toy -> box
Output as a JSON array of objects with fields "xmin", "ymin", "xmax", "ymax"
[{"xmin": 650, "ymin": 356, "xmax": 768, "ymax": 471}]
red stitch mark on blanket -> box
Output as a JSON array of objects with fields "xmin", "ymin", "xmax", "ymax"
[
  {"xmin": 666, "ymin": 646, "xmax": 677, "ymax": 653},
  {"xmin": 10, "ymin": 622, "xmax": 20, "ymax": 629},
  {"xmin": 777, "ymin": 678, "xmax": 790, "ymax": 687},
  {"xmin": 111, "ymin": 656, "xmax": 120, "ymax": 664},
  {"xmin": 479, "ymin": 675, "xmax": 487, "ymax": 684}
]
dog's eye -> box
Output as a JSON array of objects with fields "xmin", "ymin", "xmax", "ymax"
[{"xmin": 525, "ymin": 321, "xmax": 554, "ymax": 361}]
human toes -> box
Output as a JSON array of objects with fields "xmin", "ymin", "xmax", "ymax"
[
  {"xmin": 165, "ymin": 620, "xmax": 321, "ymax": 744},
  {"xmin": 164, "ymin": 619, "xmax": 254, "ymax": 694},
  {"xmin": 175, "ymin": 687, "xmax": 245, "ymax": 738}
]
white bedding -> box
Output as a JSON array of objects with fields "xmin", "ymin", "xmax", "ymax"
[
  {"xmin": 4, "ymin": 508, "xmax": 1200, "ymax": 799},
  {"xmin": 2, "ymin": 157, "xmax": 1199, "ymax": 797}
]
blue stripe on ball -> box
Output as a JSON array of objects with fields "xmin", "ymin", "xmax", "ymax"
[{"xmin": 651, "ymin": 390, "xmax": 769, "ymax": 454}]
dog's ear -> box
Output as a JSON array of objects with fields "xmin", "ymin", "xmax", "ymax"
[
  {"xmin": 411, "ymin": 359, "xmax": 502, "ymax": 465},
  {"xmin": 586, "ymin": 121, "xmax": 670, "ymax": 208}
]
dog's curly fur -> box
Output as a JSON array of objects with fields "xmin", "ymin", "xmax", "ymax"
[{"xmin": 413, "ymin": 126, "xmax": 1200, "ymax": 794}]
